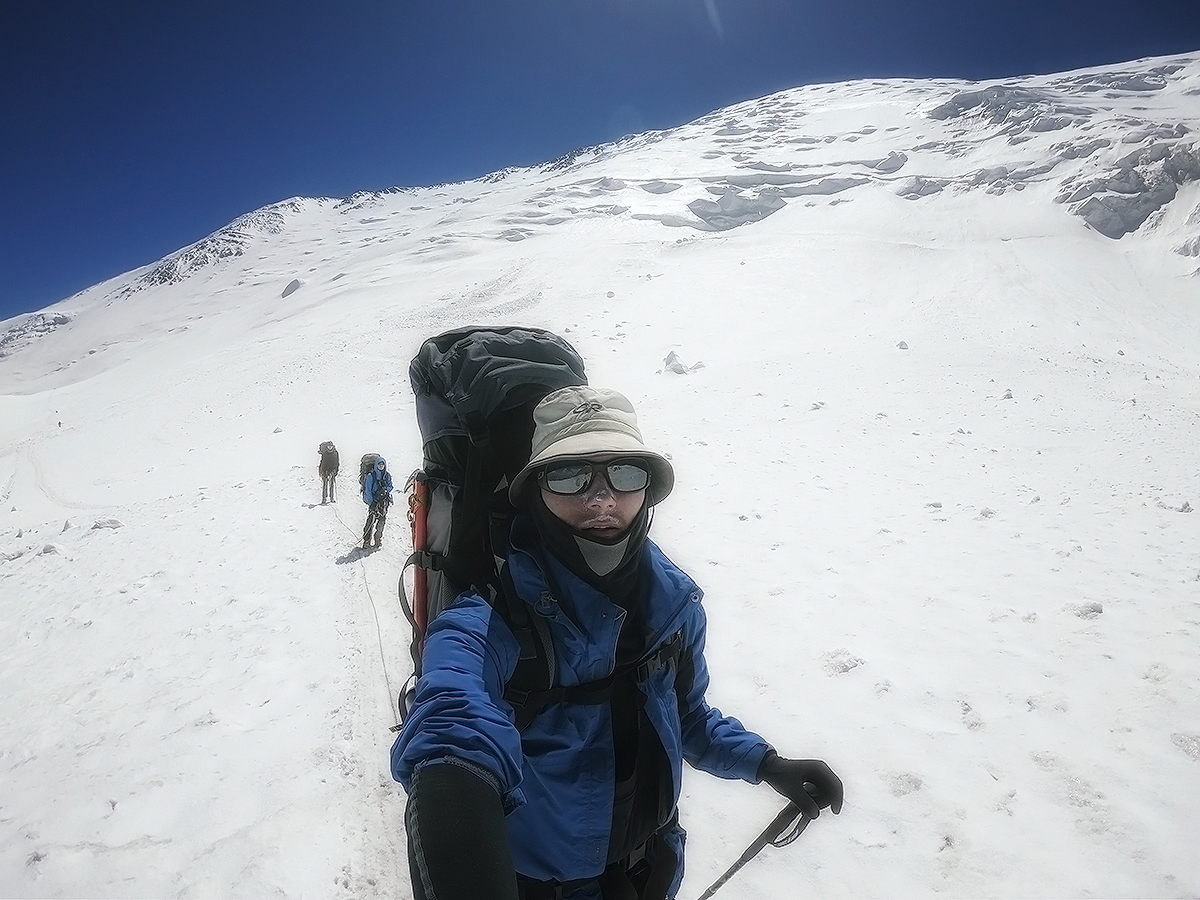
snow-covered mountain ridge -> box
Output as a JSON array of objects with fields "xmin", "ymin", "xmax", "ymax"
[{"xmin": 4, "ymin": 52, "xmax": 1199, "ymax": 379}]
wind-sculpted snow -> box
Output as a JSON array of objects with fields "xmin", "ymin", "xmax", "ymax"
[
  {"xmin": 914, "ymin": 68, "xmax": 1200, "ymax": 241},
  {"xmin": 685, "ymin": 189, "xmax": 787, "ymax": 231},
  {"xmin": 507, "ymin": 55, "xmax": 1199, "ymax": 240},
  {"xmin": 927, "ymin": 85, "xmax": 1081, "ymax": 128},
  {"xmin": 896, "ymin": 175, "xmax": 949, "ymax": 198},
  {"xmin": 1050, "ymin": 64, "xmax": 1184, "ymax": 94},
  {"xmin": 1058, "ymin": 140, "xmax": 1200, "ymax": 237},
  {"xmin": 639, "ymin": 180, "xmax": 682, "ymax": 194}
]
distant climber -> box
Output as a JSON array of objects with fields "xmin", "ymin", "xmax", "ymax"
[
  {"xmin": 318, "ymin": 441, "xmax": 340, "ymax": 504},
  {"xmin": 362, "ymin": 456, "xmax": 393, "ymax": 549}
]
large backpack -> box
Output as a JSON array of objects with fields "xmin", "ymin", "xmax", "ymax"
[
  {"xmin": 396, "ymin": 326, "xmax": 588, "ymax": 723},
  {"xmin": 318, "ymin": 442, "xmax": 339, "ymax": 473},
  {"xmin": 359, "ymin": 453, "xmax": 380, "ymax": 494},
  {"xmin": 395, "ymin": 326, "xmax": 686, "ymax": 733}
]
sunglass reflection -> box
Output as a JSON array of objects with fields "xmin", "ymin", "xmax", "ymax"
[{"xmin": 538, "ymin": 460, "xmax": 650, "ymax": 495}]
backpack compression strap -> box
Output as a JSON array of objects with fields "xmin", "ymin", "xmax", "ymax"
[
  {"xmin": 398, "ymin": 553, "xmax": 686, "ymax": 731},
  {"xmin": 503, "ymin": 625, "xmax": 685, "ymax": 726}
]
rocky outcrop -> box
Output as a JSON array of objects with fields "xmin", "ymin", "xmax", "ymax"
[{"xmin": 0, "ymin": 312, "xmax": 72, "ymax": 358}]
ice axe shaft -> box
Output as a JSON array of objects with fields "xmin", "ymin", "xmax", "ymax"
[{"xmin": 694, "ymin": 801, "xmax": 809, "ymax": 900}]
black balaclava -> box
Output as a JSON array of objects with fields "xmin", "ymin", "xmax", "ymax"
[{"xmin": 529, "ymin": 490, "xmax": 651, "ymax": 610}]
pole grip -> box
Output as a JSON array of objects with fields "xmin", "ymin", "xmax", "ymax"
[{"xmin": 694, "ymin": 802, "xmax": 805, "ymax": 900}]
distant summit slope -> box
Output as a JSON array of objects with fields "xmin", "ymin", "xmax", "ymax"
[
  {"xmin": 130, "ymin": 201, "xmax": 307, "ymax": 293},
  {"xmin": 2, "ymin": 51, "xmax": 1198, "ymax": 370}
]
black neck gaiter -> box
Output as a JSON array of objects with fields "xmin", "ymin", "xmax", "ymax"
[{"xmin": 529, "ymin": 493, "xmax": 650, "ymax": 611}]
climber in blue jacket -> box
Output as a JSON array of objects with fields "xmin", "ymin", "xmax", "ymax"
[
  {"xmin": 362, "ymin": 456, "xmax": 393, "ymax": 549},
  {"xmin": 392, "ymin": 387, "xmax": 842, "ymax": 900}
]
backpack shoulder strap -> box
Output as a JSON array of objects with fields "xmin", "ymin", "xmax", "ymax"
[
  {"xmin": 495, "ymin": 560, "xmax": 687, "ymax": 730},
  {"xmin": 496, "ymin": 562, "xmax": 556, "ymax": 731},
  {"xmin": 502, "ymin": 628, "xmax": 685, "ymax": 728}
]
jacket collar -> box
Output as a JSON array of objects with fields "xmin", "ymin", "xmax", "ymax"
[{"xmin": 508, "ymin": 515, "xmax": 699, "ymax": 647}]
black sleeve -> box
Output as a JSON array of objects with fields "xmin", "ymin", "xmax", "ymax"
[{"xmin": 405, "ymin": 762, "xmax": 518, "ymax": 900}]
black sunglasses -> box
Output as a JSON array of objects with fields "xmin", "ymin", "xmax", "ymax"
[{"xmin": 537, "ymin": 459, "xmax": 651, "ymax": 496}]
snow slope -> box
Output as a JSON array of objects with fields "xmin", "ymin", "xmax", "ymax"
[{"xmin": 2, "ymin": 52, "xmax": 1199, "ymax": 899}]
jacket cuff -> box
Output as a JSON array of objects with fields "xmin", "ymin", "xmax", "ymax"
[
  {"xmin": 751, "ymin": 746, "xmax": 777, "ymax": 784},
  {"xmin": 413, "ymin": 755, "xmax": 525, "ymax": 814}
]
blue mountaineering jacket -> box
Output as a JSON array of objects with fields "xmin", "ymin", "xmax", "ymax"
[
  {"xmin": 363, "ymin": 466, "xmax": 393, "ymax": 506},
  {"xmin": 390, "ymin": 515, "xmax": 771, "ymax": 894}
]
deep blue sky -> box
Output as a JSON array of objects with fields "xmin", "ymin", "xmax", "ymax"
[{"xmin": 3, "ymin": 1, "xmax": 1199, "ymax": 322}]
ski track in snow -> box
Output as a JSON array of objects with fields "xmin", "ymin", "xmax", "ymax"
[{"xmin": 2, "ymin": 51, "xmax": 1200, "ymax": 899}]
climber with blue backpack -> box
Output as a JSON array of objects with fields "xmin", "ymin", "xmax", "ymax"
[
  {"xmin": 389, "ymin": 328, "xmax": 843, "ymax": 900},
  {"xmin": 361, "ymin": 455, "xmax": 393, "ymax": 549}
]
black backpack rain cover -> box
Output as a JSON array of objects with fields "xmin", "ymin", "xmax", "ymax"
[{"xmin": 402, "ymin": 326, "xmax": 587, "ymax": 680}]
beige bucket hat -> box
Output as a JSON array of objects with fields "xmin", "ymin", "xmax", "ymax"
[{"xmin": 509, "ymin": 386, "xmax": 675, "ymax": 506}]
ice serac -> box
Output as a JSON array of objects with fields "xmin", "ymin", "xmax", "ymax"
[{"xmin": 1061, "ymin": 141, "xmax": 1200, "ymax": 238}]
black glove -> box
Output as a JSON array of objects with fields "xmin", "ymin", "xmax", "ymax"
[{"xmin": 757, "ymin": 750, "xmax": 843, "ymax": 819}]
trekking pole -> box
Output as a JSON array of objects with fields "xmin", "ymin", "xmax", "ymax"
[{"xmin": 694, "ymin": 801, "xmax": 809, "ymax": 900}]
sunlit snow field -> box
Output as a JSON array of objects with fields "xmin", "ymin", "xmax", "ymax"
[{"xmin": 2, "ymin": 52, "xmax": 1199, "ymax": 899}]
